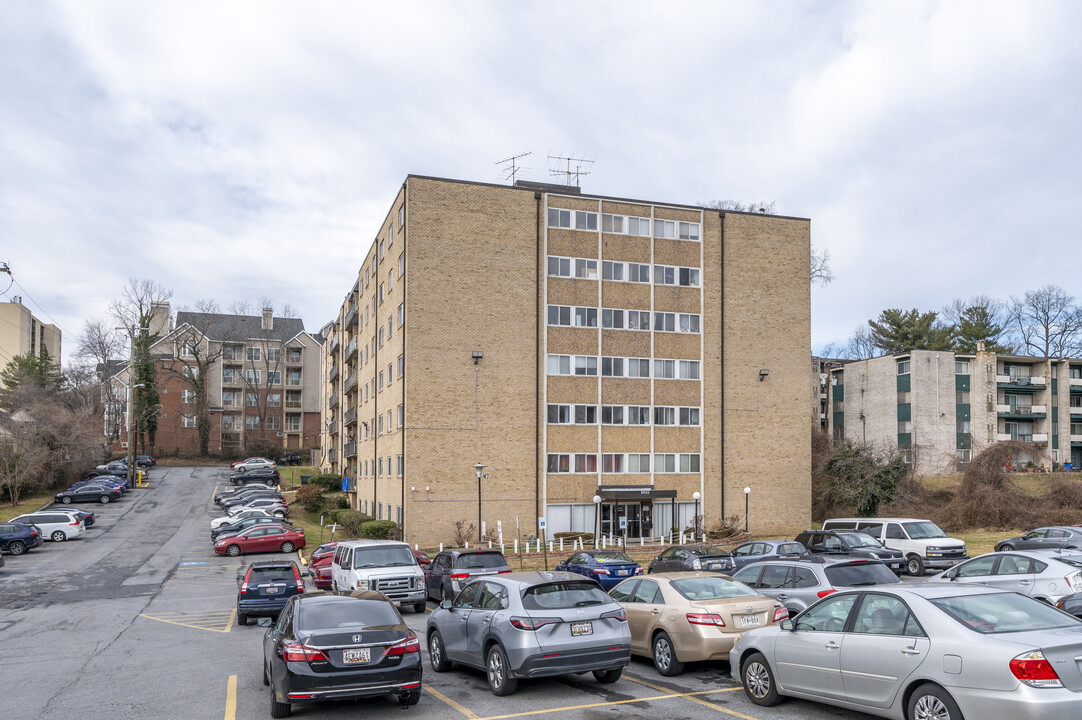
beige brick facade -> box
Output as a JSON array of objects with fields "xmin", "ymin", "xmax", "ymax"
[{"xmin": 322, "ymin": 176, "xmax": 812, "ymax": 546}]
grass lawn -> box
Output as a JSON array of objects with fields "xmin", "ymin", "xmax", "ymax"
[
  {"xmin": 0, "ymin": 492, "xmax": 54, "ymax": 522},
  {"xmin": 953, "ymin": 528, "xmax": 1022, "ymax": 557}
]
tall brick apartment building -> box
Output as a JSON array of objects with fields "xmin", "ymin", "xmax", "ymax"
[
  {"xmin": 321, "ymin": 175, "xmax": 812, "ymax": 546},
  {"xmin": 110, "ymin": 304, "xmax": 323, "ymax": 455}
]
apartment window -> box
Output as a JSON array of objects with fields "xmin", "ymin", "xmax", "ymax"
[
  {"xmin": 653, "ymin": 219, "xmax": 676, "ymax": 239},
  {"xmin": 268, "ymin": 370, "xmax": 281, "ymax": 385},
  {"xmin": 387, "ymin": 270, "xmax": 393, "ymax": 293},
  {"xmin": 627, "ymin": 311, "xmax": 650, "ymax": 330},
  {"xmin": 955, "ymin": 360, "xmax": 970, "ymax": 374},
  {"xmin": 379, "ymin": 458, "xmax": 383, "ymax": 476},
  {"xmin": 655, "ymin": 359, "xmax": 675, "ymax": 379},
  {"xmin": 957, "ymin": 448, "xmax": 972, "ymax": 466},
  {"xmin": 678, "ymin": 360, "xmax": 700, "ymax": 380},
  {"xmin": 602, "ymin": 309, "xmax": 624, "ymax": 329},
  {"xmin": 397, "ymin": 455, "xmax": 403, "ymax": 476},
  {"xmin": 602, "ymin": 260, "xmax": 624, "ymax": 281},
  {"xmin": 547, "ymin": 305, "xmax": 571, "ymax": 326},
  {"xmin": 246, "ymin": 347, "xmax": 261, "ymax": 362},
  {"xmin": 266, "ymin": 348, "xmax": 280, "ymax": 363},
  {"xmin": 654, "ymin": 406, "xmax": 676, "ymax": 425},
  {"xmin": 654, "ymin": 313, "xmax": 675, "ymax": 333},
  {"xmin": 602, "ymin": 454, "xmax": 624, "ymax": 473},
  {"xmin": 1072, "ymin": 422, "xmax": 1082, "ymax": 435},
  {"xmin": 387, "ymin": 410, "xmax": 392, "ymax": 430},
  {"xmin": 246, "ymin": 416, "xmax": 261, "ymax": 430},
  {"xmin": 627, "ymin": 453, "xmax": 650, "ymax": 472},
  {"xmin": 574, "ymin": 454, "xmax": 598, "ymax": 472},
  {"xmin": 286, "ymin": 369, "xmax": 301, "ymax": 386},
  {"xmin": 654, "ymin": 453, "xmax": 676, "ymax": 472},
  {"xmin": 898, "ymin": 420, "xmax": 912, "ymax": 433},
  {"xmin": 223, "ymin": 368, "xmax": 237, "ymax": 384},
  {"xmin": 602, "ymin": 214, "xmax": 624, "ymax": 234},
  {"xmin": 397, "ymin": 404, "xmax": 403, "ymax": 428},
  {"xmin": 398, "ymin": 253, "xmax": 405, "ymax": 278},
  {"xmin": 654, "ymin": 265, "xmax": 677, "ymax": 285},
  {"xmin": 678, "ymin": 453, "xmax": 701, "ymax": 472},
  {"xmin": 222, "ymin": 414, "xmax": 238, "ymax": 430},
  {"xmin": 222, "ymin": 391, "xmax": 235, "ymax": 407},
  {"xmin": 627, "ymin": 358, "xmax": 650, "ymax": 377},
  {"xmin": 547, "ymin": 454, "xmax": 570, "ymax": 473},
  {"xmin": 399, "ymin": 204, "xmax": 405, "ymax": 228},
  {"xmin": 245, "ymin": 369, "xmax": 261, "ymax": 384},
  {"xmin": 574, "ymin": 307, "xmax": 597, "ymax": 327},
  {"xmin": 397, "ymin": 354, "xmax": 404, "ymax": 378},
  {"xmin": 180, "ymin": 341, "xmax": 195, "ymax": 357},
  {"xmin": 181, "ymin": 414, "xmax": 196, "ymax": 428},
  {"xmin": 379, "ymin": 283, "xmax": 385, "ymax": 303},
  {"xmin": 574, "ymin": 405, "xmax": 597, "ymax": 424},
  {"xmin": 547, "ymin": 354, "xmax": 572, "ymax": 375},
  {"xmin": 181, "ymin": 389, "xmax": 195, "ymax": 404},
  {"xmin": 627, "ymin": 406, "xmax": 650, "ymax": 425},
  {"xmin": 547, "ymin": 208, "xmax": 572, "ymax": 228},
  {"xmin": 223, "ymin": 345, "xmax": 241, "ymax": 361},
  {"xmin": 387, "ymin": 363, "xmax": 393, "ymax": 385},
  {"xmin": 378, "ymin": 416, "xmax": 383, "ymax": 434},
  {"xmin": 574, "ymin": 211, "xmax": 598, "ymax": 231},
  {"xmin": 627, "ymin": 263, "xmax": 650, "ymax": 283},
  {"xmin": 379, "ymin": 240, "xmax": 385, "ymax": 259},
  {"xmin": 574, "ymin": 356, "xmax": 598, "ymax": 376},
  {"xmin": 378, "ymin": 328, "xmax": 384, "ymax": 347},
  {"xmin": 897, "ymin": 360, "xmax": 911, "ymax": 375},
  {"xmin": 574, "ymin": 259, "xmax": 598, "ymax": 279},
  {"xmin": 379, "ymin": 371, "xmax": 384, "ymax": 390},
  {"xmin": 628, "ymin": 216, "xmax": 651, "ymax": 236},
  {"xmin": 957, "ymin": 420, "xmax": 971, "ymax": 434},
  {"xmin": 547, "ymin": 256, "xmax": 572, "ymax": 277},
  {"xmin": 955, "ymin": 390, "xmax": 969, "ymax": 404},
  {"xmin": 679, "ymin": 407, "xmax": 700, "ymax": 426},
  {"xmin": 601, "ymin": 405, "xmax": 624, "ymax": 424},
  {"xmin": 398, "ymin": 302, "xmax": 404, "ymax": 327},
  {"xmin": 267, "ymin": 393, "xmax": 281, "ymax": 407},
  {"xmin": 246, "ymin": 393, "xmax": 259, "ymax": 407},
  {"xmin": 678, "ymin": 222, "xmax": 700, "ymax": 241},
  {"xmin": 678, "ymin": 314, "xmax": 700, "ymax": 333},
  {"xmin": 265, "ymin": 416, "xmax": 281, "ymax": 430},
  {"xmin": 1071, "ymin": 366, "xmax": 1082, "ymax": 379},
  {"xmin": 286, "ymin": 348, "xmax": 302, "ymax": 362},
  {"xmin": 898, "ymin": 390, "xmax": 911, "ymax": 404},
  {"xmin": 602, "ymin": 357, "xmax": 625, "ymax": 377}
]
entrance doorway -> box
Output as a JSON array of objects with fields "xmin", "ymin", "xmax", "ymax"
[{"xmin": 600, "ymin": 502, "xmax": 651, "ymax": 538}]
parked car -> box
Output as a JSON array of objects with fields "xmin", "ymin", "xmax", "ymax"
[
  {"xmin": 55, "ymin": 483, "xmax": 123, "ymax": 505},
  {"xmin": 610, "ymin": 571, "xmax": 786, "ymax": 676},
  {"xmin": 648, "ymin": 544, "xmax": 736, "ymax": 574},
  {"xmin": 221, "ymin": 492, "xmax": 286, "ymax": 510},
  {"xmin": 70, "ymin": 510, "xmax": 95, "ymax": 528},
  {"xmin": 278, "ymin": 452, "xmax": 303, "ymax": 466},
  {"xmin": 731, "ymin": 584, "xmax": 1082, "ymax": 719},
  {"xmin": 214, "ymin": 485, "xmax": 278, "ymax": 504},
  {"xmin": 214, "ymin": 525, "xmax": 305, "ymax": 557},
  {"xmin": 0, "ymin": 522, "xmax": 44, "ymax": 555},
  {"xmin": 414, "ymin": 549, "xmax": 431, "ymax": 572},
  {"xmin": 332, "ymin": 540, "xmax": 426, "ymax": 613},
  {"xmin": 928, "ymin": 550, "xmax": 1082, "ymax": 605},
  {"xmin": 219, "ymin": 487, "xmax": 284, "ymax": 505},
  {"xmin": 425, "ymin": 549, "xmax": 511, "ymax": 603},
  {"xmin": 729, "ymin": 540, "xmax": 808, "ymax": 570},
  {"xmin": 557, "ymin": 550, "xmax": 643, "ymax": 590},
  {"xmin": 307, "ymin": 543, "xmax": 342, "ymax": 591},
  {"xmin": 86, "ymin": 474, "xmax": 131, "ymax": 490},
  {"xmin": 995, "ymin": 526, "xmax": 1082, "ymax": 552},
  {"xmin": 1056, "ymin": 592, "xmax": 1082, "ymax": 618},
  {"xmin": 263, "ymin": 591, "xmax": 422, "ymax": 716},
  {"xmin": 127, "ymin": 454, "xmax": 156, "ymax": 468},
  {"xmin": 212, "ymin": 517, "xmax": 293, "ymax": 542},
  {"xmin": 236, "ymin": 560, "xmax": 306, "ymax": 626},
  {"xmin": 10, "ymin": 510, "xmax": 86, "ymax": 542},
  {"xmin": 88, "ymin": 460, "xmax": 128, "ymax": 478},
  {"xmin": 231, "ymin": 498, "xmax": 289, "ymax": 517},
  {"xmin": 71, "ymin": 477, "xmax": 127, "ymax": 493},
  {"xmin": 211, "ymin": 508, "xmax": 277, "ymax": 530},
  {"xmin": 730, "ymin": 556, "xmax": 901, "ymax": 617},
  {"xmin": 821, "ymin": 517, "xmax": 967, "ymax": 575},
  {"xmin": 426, "ymin": 572, "xmax": 630, "ymax": 695},
  {"xmin": 231, "ymin": 457, "xmax": 275, "ymax": 472},
  {"xmin": 794, "ymin": 529, "xmax": 906, "ymax": 573},
  {"xmin": 230, "ymin": 466, "xmax": 281, "ymax": 485}
]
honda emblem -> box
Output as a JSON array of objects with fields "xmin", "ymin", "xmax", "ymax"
[{"xmin": 352, "ymin": 634, "xmax": 363, "ymax": 643}]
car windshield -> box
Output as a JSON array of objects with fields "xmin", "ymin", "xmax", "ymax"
[
  {"xmin": 522, "ymin": 581, "xmax": 613, "ymax": 609},
  {"xmin": 250, "ymin": 567, "xmax": 295, "ymax": 582},
  {"xmin": 839, "ymin": 533, "xmax": 882, "ymax": 548},
  {"xmin": 590, "ymin": 552, "xmax": 634, "ymax": 564},
  {"xmin": 689, "ymin": 545, "xmax": 729, "ymax": 557},
  {"xmin": 352, "ymin": 546, "xmax": 416, "ymax": 569},
  {"xmin": 455, "ymin": 553, "xmax": 507, "ymax": 569},
  {"xmin": 298, "ymin": 599, "xmax": 401, "ymax": 629},
  {"xmin": 670, "ymin": 576, "xmax": 758, "ymax": 600},
  {"xmin": 902, "ymin": 521, "xmax": 947, "ymax": 539},
  {"xmin": 931, "ymin": 592, "xmax": 1082, "ymax": 634},
  {"xmin": 824, "ymin": 562, "xmax": 901, "ymax": 587}
]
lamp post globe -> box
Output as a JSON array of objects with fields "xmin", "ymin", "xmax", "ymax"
[
  {"xmin": 473, "ymin": 463, "xmax": 486, "ymax": 543},
  {"xmin": 692, "ymin": 492, "xmax": 701, "ymax": 541},
  {"xmin": 743, "ymin": 487, "xmax": 751, "ymax": 533},
  {"xmin": 592, "ymin": 495, "xmax": 602, "ymax": 548}
]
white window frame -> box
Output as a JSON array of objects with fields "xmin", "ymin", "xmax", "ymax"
[
  {"xmin": 547, "ymin": 404, "xmax": 571, "ymax": 424},
  {"xmin": 547, "ymin": 354, "xmax": 572, "ymax": 376},
  {"xmin": 181, "ymin": 414, "xmax": 197, "ymax": 428},
  {"xmin": 246, "ymin": 346, "xmax": 261, "ymax": 362},
  {"xmin": 627, "ymin": 453, "xmax": 651, "ymax": 472},
  {"xmin": 547, "ymin": 255, "xmax": 572, "ymax": 277},
  {"xmin": 547, "ymin": 208, "xmax": 572, "ymax": 228},
  {"xmin": 653, "ymin": 219, "xmax": 676, "ymax": 239}
]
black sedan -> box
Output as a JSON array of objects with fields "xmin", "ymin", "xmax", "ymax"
[
  {"xmin": 213, "ymin": 516, "xmax": 293, "ymax": 541},
  {"xmin": 1057, "ymin": 592, "xmax": 1082, "ymax": 618},
  {"xmin": 995, "ymin": 526, "xmax": 1082, "ymax": 552},
  {"xmin": 214, "ymin": 484, "xmax": 278, "ymax": 504},
  {"xmin": 231, "ymin": 466, "xmax": 281, "ymax": 485},
  {"xmin": 263, "ymin": 591, "xmax": 422, "ymax": 717},
  {"xmin": 648, "ymin": 544, "xmax": 736, "ymax": 573},
  {"xmin": 55, "ymin": 483, "xmax": 123, "ymax": 504}
]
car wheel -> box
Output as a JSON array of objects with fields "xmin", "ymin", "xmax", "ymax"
[
  {"xmin": 226, "ymin": 545, "xmax": 242, "ymax": 557},
  {"xmin": 652, "ymin": 631, "xmax": 684, "ymax": 676},
  {"xmin": 238, "ymin": 613, "xmax": 248, "ymax": 626},
  {"xmin": 399, "ymin": 688, "xmax": 421, "ymax": 707},
  {"xmin": 280, "ymin": 541, "xmax": 295, "ymax": 553},
  {"xmin": 999, "ymin": 544, "xmax": 1014, "ymax": 552},
  {"xmin": 51, "ymin": 531, "xmax": 66, "ymax": 542},
  {"xmin": 429, "ymin": 630, "xmax": 452, "ymax": 672},
  {"xmin": 262, "ymin": 660, "xmax": 269, "ymax": 686},
  {"xmin": 100, "ymin": 495, "xmax": 111, "ymax": 504},
  {"xmin": 8, "ymin": 540, "xmax": 26, "ymax": 556},
  {"xmin": 907, "ymin": 683, "xmax": 962, "ymax": 720},
  {"xmin": 413, "ymin": 601, "xmax": 427, "ymax": 614},
  {"xmin": 61, "ymin": 496, "xmax": 72, "ymax": 504},
  {"xmin": 742, "ymin": 652, "xmax": 782, "ymax": 706},
  {"xmin": 486, "ymin": 645, "xmax": 518, "ymax": 696},
  {"xmin": 906, "ymin": 555, "xmax": 925, "ymax": 576},
  {"xmin": 593, "ymin": 668, "xmax": 622, "ymax": 683},
  {"xmin": 269, "ymin": 686, "xmax": 291, "ymax": 718}
]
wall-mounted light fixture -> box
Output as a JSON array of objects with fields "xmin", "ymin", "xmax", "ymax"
[
  {"xmin": 758, "ymin": 369, "xmax": 769, "ymax": 382},
  {"xmin": 472, "ymin": 350, "xmax": 484, "ymax": 365}
]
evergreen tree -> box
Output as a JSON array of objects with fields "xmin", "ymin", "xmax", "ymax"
[
  {"xmin": 868, "ymin": 308, "xmax": 955, "ymax": 354},
  {"xmin": 954, "ymin": 305, "xmax": 1012, "ymax": 354}
]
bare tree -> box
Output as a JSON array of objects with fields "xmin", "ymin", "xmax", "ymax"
[
  {"xmin": 159, "ymin": 320, "xmax": 232, "ymax": 456},
  {"xmin": 810, "ymin": 246, "xmax": 834, "ymax": 287},
  {"xmin": 844, "ymin": 325, "xmax": 878, "ymax": 360},
  {"xmin": 75, "ymin": 318, "xmax": 125, "ymax": 443},
  {"xmin": 229, "ymin": 298, "xmax": 253, "ymax": 315},
  {"xmin": 0, "ymin": 421, "xmax": 49, "ymax": 506},
  {"xmin": 1007, "ymin": 285, "xmax": 1082, "ymax": 357},
  {"xmin": 239, "ymin": 306, "xmax": 286, "ymax": 446}
]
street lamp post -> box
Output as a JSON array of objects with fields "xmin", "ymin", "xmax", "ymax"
[
  {"xmin": 117, "ymin": 326, "xmax": 151, "ymax": 485},
  {"xmin": 692, "ymin": 491, "xmax": 701, "ymax": 542},
  {"xmin": 592, "ymin": 494, "xmax": 602, "ymax": 549},
  {"xmin": 113, "ymin": 378, "xmax": 145, "ymax": 485},
  {"xmin": 744, "ymin": 486, "xmax": 751, "ymax": 533},
  {"xmin": 473, "ymin": 463, "xmax": 487, "ymax": 543}
]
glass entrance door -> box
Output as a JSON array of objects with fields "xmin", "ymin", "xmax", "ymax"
[{"xmin": 601, "ymin": 502, "xmax": 643, "ymax": 537}]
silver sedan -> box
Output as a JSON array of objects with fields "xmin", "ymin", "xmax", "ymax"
[
  {"xmin": 928, "ymin": 550, "xmax": 1082, "ymax": 605},
  {"xmin": 730, "ymin": 584, "xmax": 1082, "ymax": 719}
]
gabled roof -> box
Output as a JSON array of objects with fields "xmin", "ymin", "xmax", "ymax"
[{"xmin": 175, "ymin": 312, "xmax": 306, "ymax": 343}]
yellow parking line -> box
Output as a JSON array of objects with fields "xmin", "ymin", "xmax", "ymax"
[
  {"xmin": 425, "ymin": 686, "xmax": 480, "ymax": 719},
  {"xmin": 297, "ymin": 549, "xmax": 307, "ymax": 566},
  {"xmin": 622, "ymin": 675, "xmax": 758, "ymax": 720},
  {"xmin": 473, "ymin": 686, "xmax": 741, "ymax": 720},
  {"xmin": 224, "ymin": 674, "xmax": 237, "ymax": 720}
]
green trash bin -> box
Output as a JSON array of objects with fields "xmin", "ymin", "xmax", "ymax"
[{"xmin": 300, "ymin": 475, "xmax": 311, "ymax": 485}]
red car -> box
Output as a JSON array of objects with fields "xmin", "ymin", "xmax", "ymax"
[
  {"xmin": 214, "ymin": 525, "xmax": 305, "ymax": 556},
  {"xmin": 308, "ymin": 542, "xmax": 340, "ymax": 590}
]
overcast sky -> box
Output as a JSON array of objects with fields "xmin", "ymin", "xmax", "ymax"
[{"xmin": 3, "ymin": 0, "xmax": 1081, "ymax": 363}]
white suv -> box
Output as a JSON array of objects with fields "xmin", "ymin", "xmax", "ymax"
[
  {"xmin": 822, "ymin": 517, "xmax": 967, "ymax": 576},
  {"xmin": 330, "ymin": 540, "xmax": 426, "ymax": 613},
  {"xmin": 10, "ymin": 510, "xmax": 86, "ymax": 542}
]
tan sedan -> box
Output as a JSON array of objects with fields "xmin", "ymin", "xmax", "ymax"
[{"xmin": 608, "ymin": 571, "xmax": 787, "ymax": 676}]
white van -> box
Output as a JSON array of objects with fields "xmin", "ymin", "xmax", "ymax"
[
  {"xmin": 10, "ymin": 510, "xmax": 86, "ymax": 542},
  {"xmin": 821, "ymin": 517, "xmax": 968, "ymax": 576},
  {"xmin": 330, "ymin": 539, "xmax": 426, "ymax": 613}
]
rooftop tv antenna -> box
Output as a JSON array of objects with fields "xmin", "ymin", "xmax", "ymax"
[
  {"xmin": 547, "ymin": 153, "xmax": 595, "ymax": 188},
  {"xmin": 496, "ymin": 152, "xmax": 532, "ymax": 184}
]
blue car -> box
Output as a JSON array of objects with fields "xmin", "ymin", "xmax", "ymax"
[
  {"xmin": 72, "ymin": 477, "xmax": 127, "ymax": 493},
  {"xmin": 728, "ymin": 539, "xmax": 807, "ymax": 569},
  {"xmin": 556, "ymin": 550, "xmax": 643, "ymax": 590},
  {"xmin": 236, "ymin": 560, "xmax": 305, "ymax": 625},
  {"xmin": 0, "ymin": 521, "xmax": 44, "ymax": 555},
  {"xmin": 70, "ymin": 510, "xmax": 95, "ymax": 528}
]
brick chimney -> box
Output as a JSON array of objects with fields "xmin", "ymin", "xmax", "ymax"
[{"xmin": 262, "ymin": 307, "xmax": 273, "ymax": 331}]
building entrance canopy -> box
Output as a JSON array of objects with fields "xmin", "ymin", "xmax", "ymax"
[{"xmin": 596, "ymin": 486, "xmax": 678, "ymax": 500}]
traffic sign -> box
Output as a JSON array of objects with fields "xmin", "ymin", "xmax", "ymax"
[{"xmin": 538, "ymin": 517, "xmax": 547, "ymax": 530}]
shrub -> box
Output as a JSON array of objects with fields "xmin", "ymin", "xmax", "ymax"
[
  {"xmin": 295, "ymin": 484, "xmax": 324, "ymax": 514},
  {"xmin": 334, "ymin": 494, "xmax": 351, "ymax": 509},
  {"xmin": 245, "ymin": 438, "xmax": 281, "ymax": 462},
  {"xmin": 337, "ymin": 510, "xmax": 373, "ymax": 537},
  {"xmin": 309, "ymin": 473, "xmax": 344, "ymax": 492},
  {"xmin": 358, "ymin": 520, "xmax": 399, "ymax": 540}
]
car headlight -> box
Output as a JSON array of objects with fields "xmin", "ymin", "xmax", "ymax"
[
  {"xmin": 357, "ymin": 579, "xmax": 368, "ymax": 590},
  {"xmin": 927, "ymin": 546, "xmax": 941, "ymax": 552}
]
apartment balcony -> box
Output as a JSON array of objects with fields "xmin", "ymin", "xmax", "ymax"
[
  {"xmin": 329, "ymin": 420, "xmax": 337, "ymax": 435},
  {"xmin": 344, "ymin": 407, "xmax": 357, "ymax": 426},
  {"xmin": 329, "ymin": 335, "xmax": 340, "ymax": 354},
  {"xmin": 1071, "ymin": 434, "xmax": 1082, "ymax": 445},
  {"xmin": 997, "ymin": 433, "xmax": 1034, "ymax": 443},
  {"xmin": 996, "ymin": 375, "xmax": 1046, "ymax": 391},
  {"xmin": 328, "ymin": 364, "xmax": 339, "ymax": 383},
  {"xmin": 344, "ymin": 442, "xmax": 357, "ymax": 458},
  {"xmin": 329, "ymin": 392, "xmax": 339, "ymax": 408},
  {"xmin": 1071, "ymin": 378, "xmax": 1082, "ymax": 393},
  {"xmin": 328, "ymin": 448, "xmax": 337, "ymax": 463},
  {"xmin": 285, "ymin": 354, "xmax": 303, "ymax": 365},
  {"xmin": 344, "ymin": 303, "xmax": 358, "ymax": 327},
  {"xmin": 1032, "ymin": 433, "xmax": 1049, "ymax": 443},
  {"xmin": 996, "ymin": 404, "xmax": 1047, "ymax": 418},
  {"xmin": 285, "ymin": 400, "xmax": 302, "ymax": 410},
  {"xmin": 286, "ymin": 377, "xmax": 302, "ymax": 386},
  {"xmin": 1070, "ymin": 405, "xmax": 1082, "ymax": 416},
  {"xmin": 343, "ymin": 372, "xmax": 357, "ymax": 393},
  {"xmin": 346, "ymin": 337, "xmax": 358, "ymax": 360}
]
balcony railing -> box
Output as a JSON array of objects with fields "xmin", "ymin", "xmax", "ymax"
[
  {"xmin": 328, "ymin": 364, "xmax": 339, "ymax": 382},
  {"xmin": 344, "ymin": 442, "xmax": 357, "ymax": 458},
  {"xmin": 344, "ymin": 407, "xmax": 357, "ymax": 426},
  {"xmin": 285, "ymin": 401, "xmax": 302, "ymax": 410},
  {"xmin": 286, "ymin": 377, "xmax": 302, "ymax": 386},
  {"xmin": 997, "ymin": 432, "xmax": 1033, "ymax": 442},
  {"xmin": 329, "ymin": 392, "xmax": 339, "ymax": 407},
  {"xmin": 343, "ymin": 372, "xmax": 357, "ymax": 393},
  {"xmin": 344, "ymin": 303, "xmax": 358, "ymax": 327},
  {"xmin": 997, "ymin": 404, "xmax": 1045, "ymax": 416},
  {"xmin": 285, "ymin": 352, "xmax": 303, "ymax": 364},
  {"xmin": 329, "ymin": 420, "xmax": 337, "ymax": 435},
  {"xmin": 1071, "ymin": 405, "xmax": 1082, "ymax": 415},
  {"xmin": 328, "ymin": 448, "xmax": 337, "ymax": 463},
  {"xmin": 996, "ymin": 374, "xmax": 1046, "ymax": 387},
  {"xmin": 329, "ymin": 335, "xmax": 340, "ymax": 354}
]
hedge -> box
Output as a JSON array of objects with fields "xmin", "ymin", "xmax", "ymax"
[
  {"xmin": 358, "ymin": 520, "xmax": 398, "ymax": 540},
  {"xmin": 294, "ymin": 484, "xmax": 324, "ymax": 514},
  {"xmin": 308, "ymin": 473, "xmax": 344, "ymax": 492},
  {"xmin": 336, "ymin": 510, "xmax": 374, "ymax": 536}
]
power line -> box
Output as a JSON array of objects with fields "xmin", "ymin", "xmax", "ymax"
[{"xmin": 11, "ymin": 278, "xmax": 66, "ymax": 335}]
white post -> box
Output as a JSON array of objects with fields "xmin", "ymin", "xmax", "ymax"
[
  {"xmin": 514, "ymin": 539, "xmax": 519, "ymax": 554},
  {"xmin": 414, "ymin": 544, "xmax": 418, "ymax": 550},
  {"xmin": 548, "ymin": 541, "xmax": 553, "ymax": 553},
  {"xmin": 640, "ymin": 536, "xmax": 644, "ymax": 547},
  {"xmin": 488, "ymin": 540, "xmax": 492, "ymax": 549},
  {"xmin": 439, "ymin": 543, "xmax": 443, "ymax": 552},
  {"xmin": 465, "ymin": 541, "xmax": 469, "ymax": 549},
  {"xmin": 680, "ymin": 532, "xmax": 685, "ymax": 544},
  {"xmin": 559, "ymin": 538, "xmax": 564, "ymax": 551},
  {"xmin": 500, "ymin": 542, "xmax": 505, "ymax": 553}
]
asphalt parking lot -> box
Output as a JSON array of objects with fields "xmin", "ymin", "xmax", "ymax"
[{"xmin": 0, "ymin": 466, "xmax": 883, "ymax": 720}]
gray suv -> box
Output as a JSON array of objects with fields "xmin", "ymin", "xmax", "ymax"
[
  {"xmin": 929, "ymin": 550, "xmax": 1082, "ymax": 605},
  {"xmin": 426, "ymin": 571, "xmax": 631, "ymax": 695},
  {"xmin": 730, "ymin": 557, "xmax": 900, "ymax": 616}
]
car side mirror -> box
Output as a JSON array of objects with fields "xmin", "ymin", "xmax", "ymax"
[
  {"xmin": 439, "ymin": 600, "xmax": 453, "ymax": 610},
  {"xmin": 780, "ymin": 619, "xmax": 795, "ymax": 631},
  {"xmin": 301, "ymin": 571, "xmax": 311, "ymax": 578}
]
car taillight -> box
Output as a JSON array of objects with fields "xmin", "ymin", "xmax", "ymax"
[
  {"xmin": 634, "ymin": 567, "xmax": 643, "ymax": 574},
  {"xmin": 69, "ymin": 521, "xmax": 80, "ymax": 526},
  {"xmin": 387, "ymin": 634, "xmax": 420, "ymax": 656},
  {"xmin": 282, "ymin": 642, "xmax": 328, "ymax": 662},
  {"xmin": 691, "ymin": 558, "xmax": 702, "ymax": 570},
  {"xmin": 686, "ymin": 613, "xmax": 726, "ymax": 627},
  {"xmin": 240, "ymin": 567, "xmax": 253, "ymax": 595},
  {"xmin": 600, "ymin": 608, "xmax": 627, "ymax": 621},
  {"xmin": 773, "ymin": 607, "xmax": 789, "ymax": 622},
  {"xmin": 497, "ymin": 569, "xmax": 512, "ymax": 574},
  {"xmin": 450, "ymin": 572, "xmax": 470, "ymax": 580},
  {"xmin": 817, "ymin": 589, "xmax": 836, "ymax": 599},
  {"xmin": 1067, "ymin": 572, "xmax": 1082, "ymax": 593},
  {"xmin": 1010, "ymin": 651, "xmax": 1063, "ymax": 688},
  {"xmin": 510, "ymin": 616, "xmax": 561, "ymax": 630},
  {"xmin": 292, "ymin": 565, "xmax": 304, "ymax": 592},
  {"xmin": 593, "ymin": 567, "xmax": 610, "ymax": 575}
]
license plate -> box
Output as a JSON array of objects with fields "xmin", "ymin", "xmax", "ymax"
[
  {"xmin": 343, "ymin": 647, "xmax": 371, "ymax": 664},
  {"xmin": 708, "ymin": 563, "xmax": 721, "ymax": 569},
  {"xmin": 265, "ymin": 586, "xmax": 280, "ymax": 594},
  {"xmin": 739, "ymin": 615, "xmax": 761, "ymax": 628},
  {"xmin": 617, "ymin": 569, "xmax": 629, "ymax": 576},
  {"xmin": 570, "ymin": 621, "xmax": 593, "ymax": 636}
]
